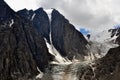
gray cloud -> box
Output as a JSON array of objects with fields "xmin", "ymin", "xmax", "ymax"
[
  {"xmin": 5, "ymin": 0, "xmax": 120, "ymax": 32},
  {"xmin": 36, "ymin": 0, "xmax": 120, "ymax": 32}
]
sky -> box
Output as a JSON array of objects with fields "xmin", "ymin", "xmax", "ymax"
[
  {"xmin": 80, "ymin": 28, "xmax": 90, "ymax": 35},
  {"xmin": 4, "ymin": 0, "xmax": 120, "ymax": 34}
]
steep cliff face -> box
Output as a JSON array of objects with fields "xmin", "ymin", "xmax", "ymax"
[
  {"xmin": 18, "ymin": 8, "xmax": 50, "ymax": 42},
  {"xmin": 0, "ymin": 16, "xmax": 38, "ymax": 80},
  {"xmin": 18, "ymin": 8, "xmax": 89, "ymax": 60},
  {"xmin": 0, "ymin": 0, "xmax": 53, "ymax": 79},
  {"xmin": 51, "ymin": 9, "xmax": 88, "ymax": 60}
]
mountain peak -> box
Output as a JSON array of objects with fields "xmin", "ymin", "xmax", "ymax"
[
  {"xmin": 0, "ymin": 0, "xmax": 14, "ymax": 20},
  {"xmin": 35, "ymin": 7, "xmax": 44, "ymax": 13},
  {"xmin": 52, "ymin": 9, "xmax": 61, "ymax": 16}
]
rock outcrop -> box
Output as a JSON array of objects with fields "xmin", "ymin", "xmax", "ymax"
[
  {"xmin": 0, "ymin": 0, "xmax": 53, "ymax": 79},
  {"xmin": 94, "ymin": 46, "xmax": 120, "ymax": 80}
]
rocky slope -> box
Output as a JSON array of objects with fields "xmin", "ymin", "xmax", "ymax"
[
  {"xmin": 94, "ymin": 46, "xmax": 120, "ymax": 80},
  {"xmin": 0, "ymin": 0, "xmax": 53, "ymax": 79}
]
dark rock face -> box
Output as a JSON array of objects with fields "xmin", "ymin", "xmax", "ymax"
[
  {"xmin": 18, "ymin": 8, "xmax": 50, "ymax": 42},
  {"xmin": 0, "ymin": 0, "xmax": 53, "ymax": 79},
  {"xmin": 0, "ymin": 0, "xmax": 14, "ymax": 21},
  {"xmin": 94, "ymin": 46, "xmax": 120, "ymax": 80},
  {"xmin": 51, "ymin": 9, "xmax": 88, "ymax": 60},
  {"xmin": 0, "ymin": 18, "xmax": 39, "ymax": 80},
  {"xmin": 18, "ymin": 8, "xmax": 89, "ymax": 60}
]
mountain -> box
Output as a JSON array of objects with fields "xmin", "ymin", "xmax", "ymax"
[
  {"xmin": 94, "ymin": 46, "xmax": 120, "ymax": 80},
  {"xmin": 0, "ymin": 0, "xmax": 53, "ymax": 79},
  {"xmin": 1, "ymin": 0, "xmax": 120, "ymax": 80},
  {"xmin": 18, "ymin": 8, "xmax": 89, "ymax": 61}
]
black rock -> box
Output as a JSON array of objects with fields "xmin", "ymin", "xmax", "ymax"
[
  {"xmin": 18, "ymin": 8, "xmax": 50, "ymax": 43},
  {"xmin": 18, "ymin": 8, "xmax": 89, "ymax": 60},
  {"xmin": 0, "ymin": 0, "xmax": 53, "ymax": 79},
  {"xmin": 0, "ymin": 0, "xmax": 14, "ymax": 21},
  {"xmin": 94, "ymin": 46, "xmax": 120, "ymax": 80},
  {"xmin": 51, "ymin": 9, "xmax": 88, "ymax": 60}
]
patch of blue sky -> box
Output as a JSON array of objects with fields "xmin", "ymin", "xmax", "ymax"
[{"xmin": 80, "ymin": 28, "xmax": 90, "ymax": 35}]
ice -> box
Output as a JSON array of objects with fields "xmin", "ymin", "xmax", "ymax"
[
  {"xmin": 90, "ymin": 30, "xmax": 111, "ymax": 42},
  {"xmin": 89, "ymin": 29, "xmax": 119, "ymax": 56}
]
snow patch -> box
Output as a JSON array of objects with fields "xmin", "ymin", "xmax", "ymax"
[
  {"xmin": 36, "ymin": 67, "xmax": 44, "ymax": 79},
  {"xmin": 44, "ymin": 38, "xmax": 71, "ymax": 64},
  {"xmin": 31, "ymin": 13, "xmax": 36, "ymax": 21},
  {"xmin": 9, "ymin": 19, "xmax": 14, "ymax": 27},
  {"xmin": 44, "ymin": 9, "xmax": 53, "ymax": 22}
]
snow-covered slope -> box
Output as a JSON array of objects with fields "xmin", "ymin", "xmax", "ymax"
[
  {"xmin": 90, "ymin": 29, "xmax": 118, "ymax": 42},
  {"xmin": 89, "ymin": 29, "xmax": 119, "ymax": 56},
  {"xmin": 44, "ymin": 38, "xmax": 71, "ymax": 64}
]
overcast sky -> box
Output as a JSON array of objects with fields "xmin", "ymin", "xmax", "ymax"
[{"xmin": 5, "ymin": 0, "xmax": 120, "ymax": 32}]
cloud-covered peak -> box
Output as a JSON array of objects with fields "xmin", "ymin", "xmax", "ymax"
[{"xmin": 5, "ymin": 0, "xmax": 120, "ymax": 32}]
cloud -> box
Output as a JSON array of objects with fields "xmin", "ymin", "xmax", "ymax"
[
  {"xmin": 36, "ymin": 0, "xmax": 120, "ymax": 32},
  {"xmin": 5, "ymin": 0, "xmax": 120, "ymax": 32}
]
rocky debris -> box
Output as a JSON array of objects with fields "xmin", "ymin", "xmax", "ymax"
[{"xmin": 94, "ymin": 46, "xmax": 120, "ymax": 80}]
